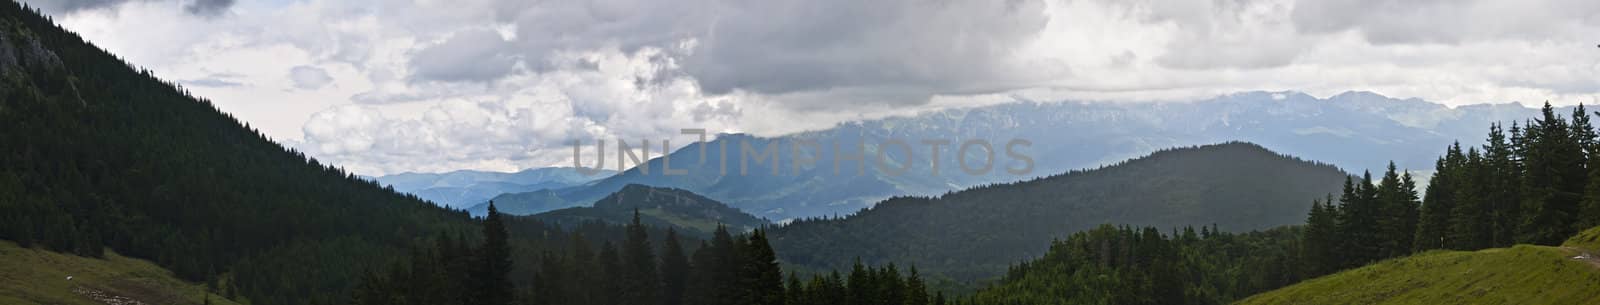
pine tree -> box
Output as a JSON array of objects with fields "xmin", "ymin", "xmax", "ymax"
[
  {"xmin": 905, "ymin": 266, "xmax": 929, "ymax": 305},
  {"xmin": 660, "ymin": 228, "xmax": 690, "ymax": 305},
  {"xmin": 786, "ymin": 273, "xmax": 807, "ymax": 305},
  {"xmin": 741, "ymin": 229, "xmax": 785, "ymax": 305},
  {"xmin": 471, "ymin": 202, "xmax": 513, "ymax": 305},
  {"xmin": 532, "ymin": 252, "xmax": 564, "ymax": 305},
  {"xmin": 1520, "ymin": 102, "xmax": 1585, "ymax": 245},
  {"xmin": 1337, "ymin": 172, "xmax": 1382, "ymax": 267},
  {"xmin": 1483, "ymin": 123, "xmax": 1523, "ymax": 247},
  {"xmin": 620, "ymin": 210, "xmax": 662, "ymax": 305},
  {"xmin": 597, "ymin": 242, "xmax": 623, "ymax": 305},
  {"xmin": 1449, "ymin": 149, "xmax": 1494, "ymax": 250},
  {"xmin": 847, "ymin": 259, "xmax": 870, "ymax": 305},
  {"xmin": 1302, "ymin": 196, "xmax": 1339, "ymax": 275},
  {"xmin": 1374, "ymin": 162, "xmax": 1417, "ymax": 257},
  {"xmin": 567, "ymin": 233, "xmax": 598, "ymax": 305},
  {"xmin": 1416, "ymin": 144, "xmax": 1462, "ymax": 252}
]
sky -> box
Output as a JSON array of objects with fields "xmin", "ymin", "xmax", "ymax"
[{"xmin": 23, "ymin": 0, "xmax": 1600, "ymax": 175}]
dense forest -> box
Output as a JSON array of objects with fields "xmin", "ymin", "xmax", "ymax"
[
  {"xmin": 769, "ymin": 142, "xmax": 1347, "ymax": 281},
  {"xmin": 0, "ymin": 3, "xmax": 678, "ymax": 304},
  {"xmin": 357, "ymin": 203, "xmax": 953, "ymax": 305},
  {"xmin": 971, "ymin": 225, "xmax": 1307, "ymax": 305},
  {"xmin": 1302, "ymin": 103, "xmax": 1600, "ymax": 271}
]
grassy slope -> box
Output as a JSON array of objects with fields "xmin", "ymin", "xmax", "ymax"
[
  {"xmin": 1236, "ymin": 244, "xmax": 1600, "ymax": 305},
  {"xmin": 1565, "ymin": 226, "xmax": 1600, "ymax": 251},
  {"xmin": 0, "ymin": 241, "xmax": 240, "ymax": 305}
]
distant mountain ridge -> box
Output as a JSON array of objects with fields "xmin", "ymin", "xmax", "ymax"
[
  {"xmin": 528, "ymin": 184, "xmax": 768, "ymax": 237},
  {"xmin": 372, "ymin": 167, "xmax": 613, "ymax": 209},
  {"xmin": 475, "ymin": 91, "xmax": 1551, "ymax": 221},
  {"xmin": 767, "ymin": 142, "xmax": 1350, "ymax": 280}
]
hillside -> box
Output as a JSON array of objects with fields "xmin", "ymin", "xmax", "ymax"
[
  {"xmin": 1235, "ymin": 244, "xmax": 1600, "ymax": 305},
  {"xmin": 0, "ymin": 2, "xmax": 478, "ymax": 304},
  {"xmin": 768, "ymin": 142, "xmax": 1350, "ymax": 280},
  {"xmin": 0, "ymin": 241, "xmax": 240, "ymax": 305},
  {"xmin": 529, "ymin": 184, "xmax": 769, "ymax": 236}
]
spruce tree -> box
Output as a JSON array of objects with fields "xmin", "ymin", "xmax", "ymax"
[
  {"xmin": 471, "ymin": 202, "xmax": 513, "ymax": 305},
  {"xmin": 1374, "ymin": 162, "xmax": 1413, "ymax": 257},
  {"xmin": 741, "ymin": 229, "xmax": 785, "ymax": 305},
  {"xmin": 597, "ymin": 242, "xmax": 623, "ymax": 305},
  {"xmin": 1483, "ymin": 123, "xmax": 1523, "ymax": 247},
  {"xmin": 620, "ymin": 210, "xmax": 662, "ymax": 305},
  {"xmin": 1520, "ymin": 102, "xmax": 1585, "ymax": 245},
  {"xmin": 1302, "ymin": 196, "xmax": 1339, "ymax": 275},
  {"xmin": 1416, "ymin": 145, "xmax": 1462, "ymax": 251},
  {"xmin": 660, "ymin": 228, "xmax": 690, "ymax": 305},
  {"xmin": 905, "ymin": 266, "xmax": 930, "ymax": 305}
]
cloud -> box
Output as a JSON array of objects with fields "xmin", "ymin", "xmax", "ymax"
[
  {"xmin": 181, "ymin": 76, "xmax": 243, "ymax": 88},
  {"xmin": 1290, "ymin": 0, "xmax": 1600, "ymax": 45},
  {"xmin": 182, "ymin": 0, "xmax": 232, "ymax": 17},
  {"xmin": 24, "ymin": 0, "xmax": 235, "ymax": 16},
  {"xmin": 289, "ymin": 66, "xmax": 333, "ymax": 90},
  {"xmin": 407, "ymin": 29, "xmax": 520, "ymax": 83},
  {"xmin": 301, "ymin": 46, "xmax": 748, "ymax": 174},
  {"xmin": 44, "ymin": 0, "xmax": 1600, "ymax": 175},
  {"xmin": 491, "ymin": 0, "xmax": 1051, "ymax": 106}
]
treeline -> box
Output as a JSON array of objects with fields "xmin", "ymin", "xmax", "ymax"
[
  {"xmin": 0, "ymin": 2, "xmax": 495, "ymax": 304},
  {"xmin": 1303, "ymin": 103, "xmax": 1600, "ymax": 273},
  {"xmin": 969, "ymin": 225, "xmax": 1305, "ymax": 305},
  {"xmin": 359, "ymin": 204, "xmax": 960, "ymax": 305}
]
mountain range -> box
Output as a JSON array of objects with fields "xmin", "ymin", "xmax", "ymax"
[
  {"xmin": 476, "ymin": 91, "xmax": 1551, "ymax": 221},
  {"xmin": 370, "ymin": 167, "xmax": 613, "ymax": 209}
]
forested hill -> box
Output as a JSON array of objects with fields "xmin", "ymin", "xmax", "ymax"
[
  {"xmin": 769, "ymin": 142, "xmax": 1349, "ymax": 281},
  {"xmin": 529, "ymin": 184, "xmax": 770, "ymax": 237},
  {"xmin": 0, "ymin": 2, "xmax": 477, "ymax": 304}
]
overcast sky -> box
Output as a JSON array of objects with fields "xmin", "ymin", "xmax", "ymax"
[{"xmin": 25, "ymin": 0, "xmax": 1600, "ymax": 175}]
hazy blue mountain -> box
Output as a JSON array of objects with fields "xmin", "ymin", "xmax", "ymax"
[
  {"xmin": 372, "ymin": 167, "xmax": 613, "ymax": 209},
  {"xmin": 529, "ymin": 184, "xmax": 769, "ymax": 237},
  {"xmin": 475, "ymin": 91, "xmax": 1550, "ymax": 220},
  {"xmin": 768, "ymin": 142, "xmax": 1350, "ymax": 280}
]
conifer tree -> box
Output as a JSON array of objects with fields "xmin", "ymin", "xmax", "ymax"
[
  {"xmin": 1520, "ymin": 102, "xmax": 1585, "ymax": 245},
  {"xmin": 597, "ymin": 242, "xmax": 623, "ymax": 305},
  {"xmin": 660, "ymin": 228, "xmax": 690, "ymax": 305},
  {"xmin": 620, "ymin": 210, "xmax": 662, "ymax": 305},
  {"xmin": 905, "ymin": 266, "xmax": 930, "ymax": 305},
  {"xmin": 741, "ymin": 229, "xmax": 785, "ymax": 305},
  {"xmin": 1483, "ymin": 123, "xmax": 1523, "ymax": 247},
  {"xmin": 1302, "ymin": 196, "xmax": 1339, "ymax": 275},
  {"xmin": 470, "ymin": 202, "xmax": 513, "ymax": 305},
  {"xmin": 1416, "ymin": 145, "xmax": 1462, "ymax": 251}
]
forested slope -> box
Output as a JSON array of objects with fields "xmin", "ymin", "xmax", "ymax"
[
  {"xmin": 770, "ymin": 142, "xmax": 1349, "ymax": 280},
  {"xmin": 0, "ymin": 2, "xmax": 479, "ymax": 304}
]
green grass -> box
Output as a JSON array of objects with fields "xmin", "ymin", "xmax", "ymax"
[
  {"xmin": 1235, "ymin": 245, "xmax": 1600, "ymax": 305},
  {"xmin": 1564, "ymin": 226, "xmax": 1600, "ymax": 251},
  {"xmin": 0, "ymin": 241, "xmax": 242, "ymax": 305}
]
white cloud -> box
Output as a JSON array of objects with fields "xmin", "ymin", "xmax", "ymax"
[
  {"xmin": 32, "ymin": 0, "xmax": 1600, "ymax": 175},
  {"xmin": 289, "ymin": 66, "xmax": 333, "ymax": 90}
]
